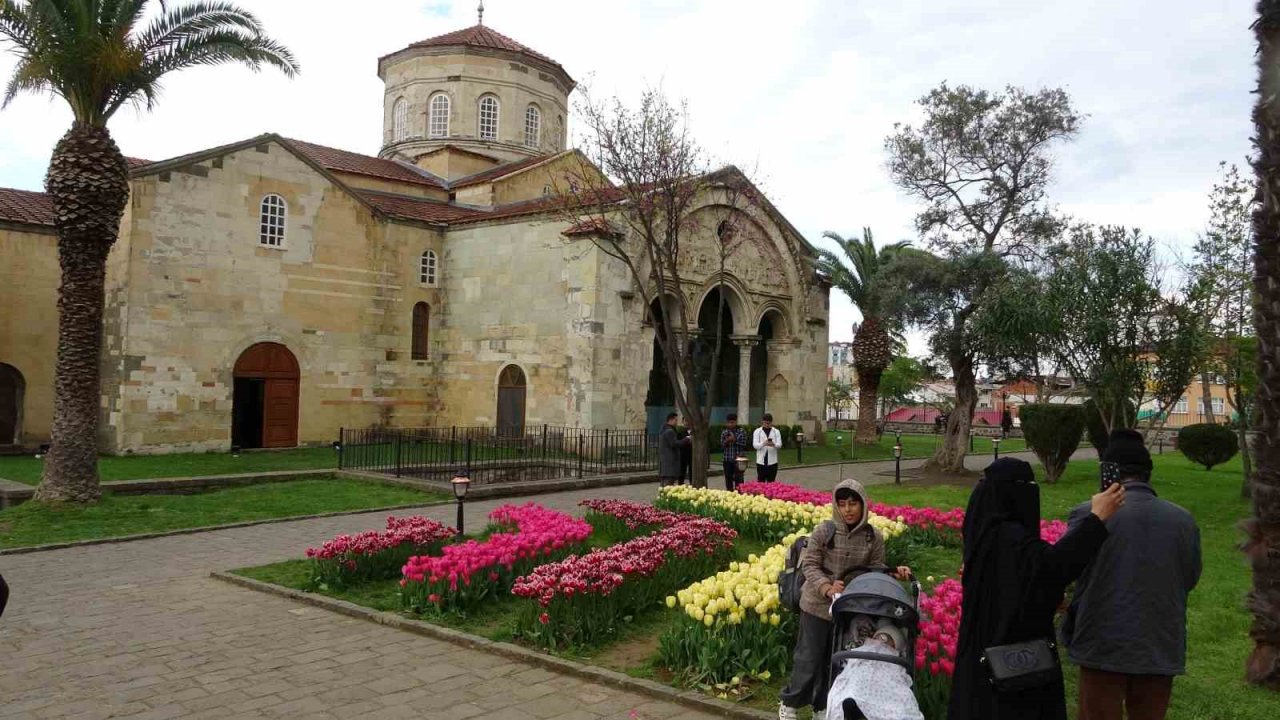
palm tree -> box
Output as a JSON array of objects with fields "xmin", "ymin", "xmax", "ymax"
[
  {"xmin": 0, "ymin": 1, "xmax": 297, "ymax": 503},
  {"xmin": 815, "ymin": 228, "xmax": 909, "ymax": 445},
  {"xmin": 1247, "ymin": 0, "xmax": 1280, "ymax": 690}
]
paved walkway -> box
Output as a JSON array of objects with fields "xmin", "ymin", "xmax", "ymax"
[{"xmin": 0, "ymin": 449, "xmax": 1090, "ymax": 719}]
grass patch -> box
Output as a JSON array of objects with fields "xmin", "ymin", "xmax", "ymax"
[
  {"xmin": 0, "ymin": 477, "xmax": 447, "ymax": 549},
  {"xmin": 0, "ymin": 446, "xmax": 342, "ymax": 485}
]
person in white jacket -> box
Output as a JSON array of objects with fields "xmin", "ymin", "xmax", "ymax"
[{"xmin": 752, "ymin": 413, "xmax": 783, "ymax": 482}]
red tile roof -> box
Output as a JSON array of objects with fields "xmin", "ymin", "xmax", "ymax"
[
  {"xmin": 451, "ymin": 153, "xmax": 559, "ymax": 188},
  {"xmin": 0, "ymin": 187, "xmax": 54, "ymax": 227},
  {"xmin": 397, "ymin": 25, "xmax": 565, "ymax": 73},
  {"xmin": 356, "ymin": 191, "xmax": 486, "ymax": 224},
  {"xmin": 283, "ymin": 138, "xmax": 446, "ymax": 189}
]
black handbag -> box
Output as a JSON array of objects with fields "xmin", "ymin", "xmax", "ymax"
[{"xmin": 980, "ymin": 638, "xmax": 1060, "ymax": 692}]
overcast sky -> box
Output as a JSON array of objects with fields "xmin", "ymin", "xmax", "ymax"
[{"xmin": 0, "ymin": 1, "xmax": 1257, "ymax": 355}]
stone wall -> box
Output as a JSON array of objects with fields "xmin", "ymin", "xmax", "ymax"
[{"xmin": 0, "ymin": 223, "xmax": 59, "ymax": 446}]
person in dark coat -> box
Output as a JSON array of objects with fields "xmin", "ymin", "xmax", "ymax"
[
  {"xmin": 678, "ymin": 424, "xmax": 694, "ymax": 485},
  {"xmin": 1001, "ymin": 409, "xmax": 1014, "ymax": 439},
  {"xmin": 1063, "ymin": 430, "xmax": 1201, "ymax": 720},
  {"xmin": 657, "ymin": 413, "xmax": 684, "ymax": 487},
  {"xmin": 947, "ymin": 458, "xmax": 1124, "ymax": 720}
]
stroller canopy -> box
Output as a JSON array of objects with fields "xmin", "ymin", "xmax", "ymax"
[{"xmin": 832, "ymin": 572, "xmax": 918, "ymax": 625}]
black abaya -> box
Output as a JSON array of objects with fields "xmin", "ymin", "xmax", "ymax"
[{"xmin": 947, "ymin": 459, "xmax": 1109, "ymax": 720}]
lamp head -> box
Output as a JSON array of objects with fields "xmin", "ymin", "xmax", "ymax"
[
  {"xmin": 231, "ymin": 445, "xmax": 241, "ymax": 457},
  {"xmin": 331, "ymin": 440, "xmax": 342, "ymax": 451},
  {"xmin": 893, "ymin": 444, "xmax": 902, "ymax": 459},
  {"xmin": 451, "ymin": 473, "xmax": 471, "ymax": 500},
  {"xmin": 35, "ymin": 443, "xmax": 50, "ymax": 459}
]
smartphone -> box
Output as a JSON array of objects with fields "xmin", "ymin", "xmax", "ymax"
[{"xmin": 1099, "ymin": 461, "xmax": 1122, "ymax": 492}]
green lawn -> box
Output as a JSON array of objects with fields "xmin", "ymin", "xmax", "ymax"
[
  {"xmin": 0, "ymin": 446, "xmax": 340, "ymax": 485},
  {"xmin": 0, "ymin": 477, "xmax": 447, "ymax": 549},
  {"xmin": 870, "ymin": 454, "xmax": 1268, "ymax": 720},
  {"xmin": 767, "ymin": 431, "xmax": 1026, "ymax": 466}
]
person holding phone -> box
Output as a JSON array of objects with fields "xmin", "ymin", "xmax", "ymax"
[
  {"xmin": 753, "ymin": 413, "xmax": 783, "ymax": 483},
  {"xmin": 1063, "ymin": 430, "xmax": 1201, "ymax": 720}
]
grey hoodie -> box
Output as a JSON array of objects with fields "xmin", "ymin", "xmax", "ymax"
[{"xmin": 798, "ymin": 477, "xmax": 887, "ymax": 620}]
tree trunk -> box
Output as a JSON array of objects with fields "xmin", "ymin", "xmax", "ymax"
[
  {"xmin": 1200, "ymin": 371, "xmax": 1217, "ymax": 424},
  {"xmin": 1245, "ymin": 0, "xmax": 1280, "ymax": 688},
  {"xmin": 926, "ymin": 351, "xmax": 977, "ymax": 473},
  {"xmin": 33, "ymin": 125, "xmax": 130, "ymax": 504},
  {"xmin": 855, "ymin": 368, "xmax": 882, "ymax": 445}
]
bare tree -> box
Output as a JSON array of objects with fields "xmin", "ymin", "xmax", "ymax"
[{"xmin": 549, "ymin": 89, "xmax": 763, "ymax": 487}]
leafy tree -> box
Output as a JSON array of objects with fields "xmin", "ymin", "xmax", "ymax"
[
  {"xmin": 1246, "ymin": 0, "xmax": 1280, "ymax": 688},
  {"xmin": 826, "ymin": 378, "xmax": 855, "ymax": 423},
  {"xmin": 1020, "ymin": 404, "xmax": 1085, "ymax": 483},
  {"xmin": 878, "ymin": 356, "xmax": 926, "ymax": 416},
  {"xmin": 885, "ymin": 83, "xmax": 1080, "ymax": 472},
  {"xmin": 815, "ymin": 229, "xmax": 908, "ymax": 444},
  {"xmin": 0, "ymin": 0, "xmax": 297, "ymax": 503},
  {"xmin": 1177, "ymin": 423, "xmax": 1239, "ymax": 470}
]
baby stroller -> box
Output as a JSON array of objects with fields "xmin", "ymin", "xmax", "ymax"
[{"xmin": 826, "ymin": 566, "xmax": 921, "ymax": 720}]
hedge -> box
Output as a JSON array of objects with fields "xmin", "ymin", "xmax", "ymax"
[
  {"xmin": 1020, "ymin": 404, "xmax": 1086, "ymax": 484},
  {"xmin": 1177, "ymin": 423, "xmax": 1239, "ymax": 470}
]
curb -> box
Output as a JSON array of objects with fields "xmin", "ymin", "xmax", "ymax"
[
  {"xmin": 211, "ymin": 571, "xmax": 774, "ymax": 720},
  {"xmin": 0, "ymin": 499, "xmax": 450, "ymax": 556}
]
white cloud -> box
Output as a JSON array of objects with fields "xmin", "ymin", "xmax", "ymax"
[{"xmin": 0, "ymin": 1, "xmax": 1256, "ymax": 356}]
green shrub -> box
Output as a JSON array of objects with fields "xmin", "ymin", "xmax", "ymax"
[
  {"xmin": 1020, "ymin": 404, "xmax": 1085, "ymax": 484},
  {"xmin": 1083, "ymin": 398, "xmax": 1137, "ymax": 454},
  {"xmin": 779, "ymin": 425, "xmax": 793, "ymax": 449},
  {"xmin": 1177, "ymin": 424, "xmax": 1239, "ymax": 470}
]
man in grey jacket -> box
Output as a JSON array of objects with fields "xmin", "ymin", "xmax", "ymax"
[
  {"xmin": 1063, "ymin": 429, "xmax": 1201, "ymax": 720},
  {"xmin": 657, "ymin": 413, "xmax": 685, "ymax": 487}
]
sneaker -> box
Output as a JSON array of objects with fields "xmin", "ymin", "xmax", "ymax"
[
  {"xmin": 812, "ymin": 710, "xmax": 827, "ymax": 720},
  {"xmin": 777, "ymin": 703, "xmax": 798, "ymax": 720}
]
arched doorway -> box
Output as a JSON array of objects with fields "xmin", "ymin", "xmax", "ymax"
[
  {"xmin": 497, "ymin": 364, "xmax": 527, "ymax": 436},
  {"xmin": 0, "ymin": 363, "xmax": 24, "ymax": 446},
  {"xmin": 232, "ymin": 343, "xmax": 299, "ymax": 449},
  {"xmin": 695, "ymin": 287, "xmax": 738, "ymax": 422},
  {"xmin": 748, "ymin": 313, "xmax": 778, "ymax": 421}
]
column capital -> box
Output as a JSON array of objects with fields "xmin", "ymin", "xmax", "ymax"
[{"xmin": 730, "ymin": 334, "xmax": 761, "ymax": 347}]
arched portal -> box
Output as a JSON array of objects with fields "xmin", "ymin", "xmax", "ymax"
[
  {"xmin": 748, "ymin": 312, "xmax": 780, "ymax": 420},
  {"xmin": 644, "ymin": 296, "xmax": 679, "ymax": 434},
  {"xmin": 694, "ymin": 287, "xmax": 739, "ymax": 422},
  {"xmin": 232, "ymin": 342, "xmax": 300, "ymax": 449},
  {"xmin": 496, "ymin": 364, "xmax": 527, "ymax": 436},
  {"xmin": 0, "ymin": 363, "xmax": 24, "ymax": 445}
]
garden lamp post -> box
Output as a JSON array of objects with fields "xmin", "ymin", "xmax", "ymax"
[
  {"xmin": 893, "ymin": 443, "xmax": 903, "ymax": 485},
  {"xmin": 894, "ymin": 429, "xmax": 902, "ymax": 444},
  {"xmin": 451, "ymin": 472, "xmax": 471, "ymax": 534},
  {"xmin": 969, "ymin": 429, "xmax": 975, "ymax": 453},
  {"xmin": 231, "ymin": 445, "xmax": 241, "ymax": 458},
  {"xmin": 992, "ymin": 437, "xmax": 1001, "ymax": 460},
  {"xmin": 34, "ymin": 443, "xmax": 50, "ymax": 460},
  {"xmin": 795, "ymin": 431, "xmax": 805, "ymax": 464}
]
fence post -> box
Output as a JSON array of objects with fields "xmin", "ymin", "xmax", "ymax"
[
  {"xmin": 449, "ymin": 426, "xmax": 456, "ymax": 463},
  {"xmin": 337, "ymin": 427, "xmax": 344, "ymax": 469},
  {"xmin": 542, "ymin": 424, "xmax": 548, "ymax": 461},
  {"xmin": 394, "ymin": 431, "xmax": 403, "ymax": 478},
  {"xmin": 578, "ymin": 434, "xmax": 585, "ymax": 479},
  {"xmin": 603, "ymin": 428, "xmax": 610, "ymax": 467},
  {"xmin": 466, "ymin": 437, "xmax": 473, "ymax": 477}
]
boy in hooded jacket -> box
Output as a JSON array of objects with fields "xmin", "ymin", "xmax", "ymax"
[{"xmin": 779, "ymin": 478, "xmax": 911, "ymax": 720}]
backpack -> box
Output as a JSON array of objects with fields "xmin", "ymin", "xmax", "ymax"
[{"xmin": 779, "ymin": 520, "xmax": 836, "ymax": 612}]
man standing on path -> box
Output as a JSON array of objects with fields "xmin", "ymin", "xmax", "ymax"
[
  {"xmin": 1063, "ymin": 429, "xmax": 1202, "ymax": 720},
  {"xmin": 658, "ymin": 413, "xmax": 686, "ymax": 487},
  {"xmin": 720, "ymin": 413, "xmax": 749, "ymax": 491},
  {"xmin": 753, "ymin": 413, "xmax": 783, "ymax": 483}
]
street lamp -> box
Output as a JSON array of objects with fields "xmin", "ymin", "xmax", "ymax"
[
  {"xmin": 451, "ymin": 472, "xmax": 471, "ymax": 534},
  {"xmin": 795, "ymin": 431, "xmax": 805, "ymax": 464},
  {"xmin": 34, "ymin": 443, "xmax": 49, "ymax": 460},
  {"xmin": 893, "ymin": 443, "xmax": 903, "ymax": 485},
  {"xmin": 231, "ymin": 445, "xmax": 241, "ymax": 458},
  {"xmin": 894, "ymin": 429, "xmax": 902, "ymax": 444},
  {"xmin": 992, "ymin": 437, "xmax": 1002, "ymax": 460}
]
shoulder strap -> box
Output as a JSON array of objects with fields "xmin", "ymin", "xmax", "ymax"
[{"xmin": 813, "ymin": 519, "xmax": 837, "ymax": 549}]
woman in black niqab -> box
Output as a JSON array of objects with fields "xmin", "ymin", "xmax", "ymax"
[{"xmin": 946, "ymin": 458, "xmax": 1114, "ymax": 720}]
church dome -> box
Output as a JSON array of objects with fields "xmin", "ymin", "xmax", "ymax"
[{"xmin": 377, "ymin": 22, "xmax": 575, "ymax": 170}]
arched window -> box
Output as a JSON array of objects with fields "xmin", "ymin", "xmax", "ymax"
[
  {"xmin": 411, "ymin": 302, "xmax": 430, "ymax": 360},
  {"xmin": 392, "ymin": 97, "xmax": 408, "ymax": 141},
  {"xmin": 479, "ymin": 95, "xmax": 499, "ymax": 140},
  {"xmin": 259, "ymin": 194, "xmax": 286, "ymax": 247},
  {"xmin": 420, "ymin": 249, "xmax": 438, "ymax": 286},
  {"xmin": 524, "ymin": 104, "xmax": 541, "ymax": 148},
  {"xmin": 555, "ymin": 115, "xmax": 564, "ymax": 150},
  {"xmin": 429, "ymin": 93, "xmax": 450, "ymax": 138}
]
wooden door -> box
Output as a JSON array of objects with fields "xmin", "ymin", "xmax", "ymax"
[
  {"xmin": 233, "ymin": 343, "xmax": 299, "ymax": 449},
  {"xmin": 0, "ymin": 364, "xmax": 22, "ymax": 445},
  {"xmin": 262, "ymin": 378, "xmax": 299, "ymax": 448}
]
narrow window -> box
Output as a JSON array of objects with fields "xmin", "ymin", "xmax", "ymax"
[
  {"xmin": 420, "ymin": 249, "xmax": 438, "ymax": 286},
  {"xmin": 479, "ymin": 95, "xmax": 499, "ymax": 140},
  {"xmin": 429, "ymin": 93, "xmax": 450, "ymax": 138},
  {"xmin": 525, "ymin": 104, "xmax": 541, "ymax": 148},
  {"xmin": 393, "ymin": 97, "xmax": 408, "ymax": 141},
  {"xmin": 411, "ymin": 302, "xmax": 430, "ymax": 360},
  {"xmin": 555, "ymin": 115, "xmax": 564, "ymax": 150},
  {"xmin": 259, "ymin": 194, "xmax": 286, "ymax": 247}
]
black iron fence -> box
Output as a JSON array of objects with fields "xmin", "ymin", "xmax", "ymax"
[{"xmin": 337, "ymin": 425, "xmax": 657, "ymax": 485}]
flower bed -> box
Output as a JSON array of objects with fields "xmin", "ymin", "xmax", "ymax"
[
  {"xmin": 305, "ymin": 515, "xmax": 456, "ymax": 587},
  {"xmin": 914, "ymin": 578, "xmax": 961, "ymax": 719},
  {"xmin": 578, "ymin": 498, "xmax": 687, "ymax": 539},
  {"xmin": 400, "ymin": 503, "xmax": 591, "ymax": 615},
  {"xmin": 655, "ymin": 485, "xmax": 908, "ymax": 543},
  {"xmin": 657, "ymin": 531, "xmax": 802, "ymax": 683},
  {"xmin": 512, "ymin": 504, "xmax": 736, "ymax": 650}
]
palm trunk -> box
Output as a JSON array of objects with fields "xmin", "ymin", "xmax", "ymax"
[
  {"xmin": 927, "ymin": 350, "xmax": 976, "ymax": 473},
  {"xmin": 1245, "ymin": 0, "xmax": 1280, "ymax": 688},
  {"xmin": 33, "ymin": 125, "xmax": 129, "ymax": 504},
  {"xmin": 855, "ymin": 368, "xmax": 882, "ymax": 444}
]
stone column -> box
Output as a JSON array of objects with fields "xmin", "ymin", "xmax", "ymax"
[{"xmin": 731, "ymin": 334, "xmax": 760, "ymax": 421}]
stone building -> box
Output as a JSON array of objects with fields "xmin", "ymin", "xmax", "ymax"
[{"xmin": 0, "ymin": 22, "xmax": 829, "ymax": 454}]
